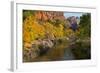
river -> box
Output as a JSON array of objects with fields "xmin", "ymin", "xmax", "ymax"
[{"xmin": 25, "ymin": 38, "xmax": 91, "ymax": 62}]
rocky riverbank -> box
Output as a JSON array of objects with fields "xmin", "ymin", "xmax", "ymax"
[{"xmin": 23, "ymin": 36, "xmax": 91, "ymax": 62}]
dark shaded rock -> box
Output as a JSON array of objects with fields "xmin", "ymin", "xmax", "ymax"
[{"xmin": 38, "ymin": 45, "xmax": 50, "ymax": 56}]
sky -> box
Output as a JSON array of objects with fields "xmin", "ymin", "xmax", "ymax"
[{"xmin": 64, "ymin": 12, "xmax": 84, "ymax": 18}]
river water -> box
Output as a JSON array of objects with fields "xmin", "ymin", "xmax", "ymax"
[{"xmin": 26, "ymin": 39, "xmax": 90, "ymax": 62}]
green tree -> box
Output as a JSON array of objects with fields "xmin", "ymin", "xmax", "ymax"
[
  {"xmin": 78, "ymin": 13, "xmax": 91, "ymax": 38},
  {"xmin": 23, "ymin": 10, "xmax": 36, "ymax": 22}
]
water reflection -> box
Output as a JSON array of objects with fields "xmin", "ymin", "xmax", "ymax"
[{"xmin": 26, "ymin": 39, "xmax": 91, "ymax": 62}]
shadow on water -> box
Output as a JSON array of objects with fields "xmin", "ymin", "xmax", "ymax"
[{"xmin": 24, "ymin": 38, "xmax": 91, "ymax": 62}]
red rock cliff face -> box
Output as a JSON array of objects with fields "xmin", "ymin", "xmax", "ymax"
[{"xmin": 35, "ymin": 11, "xmax": 65, "ymax": 21}]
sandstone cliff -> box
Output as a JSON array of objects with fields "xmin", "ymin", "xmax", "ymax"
[{"xmin": 35, "ymin": 11, "xmax": 65, "ymax": 21}]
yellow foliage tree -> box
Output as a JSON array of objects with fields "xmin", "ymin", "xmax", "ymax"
[
  {"xmin": 23, "ymin": 15, "xmax": 45, "ymax": 44},
  {"xmin": 43, "ymin": 22, "xmax": 55, "ymax": 39},
  {"xmin": 64, "ymin": 28, "xmax": 74, "ymax": 37}
]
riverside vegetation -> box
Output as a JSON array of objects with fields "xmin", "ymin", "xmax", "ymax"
[{"xmin": 23, "ymin": 10, "xmax": 91, "ymax": 62}]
